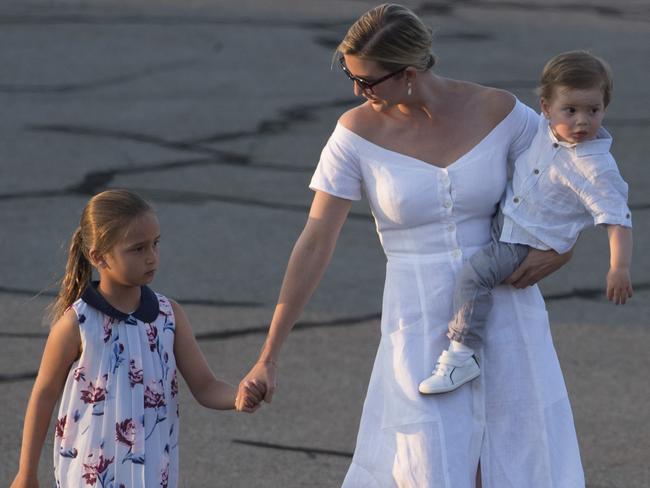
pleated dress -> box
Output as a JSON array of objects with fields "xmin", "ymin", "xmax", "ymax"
[
  {"xmin": 53, "ymin": 282, "xmax": 179, "ymax": 488},
  {"xmin": 309, "ymin": 99, "xmax": 585, "ymax": 488}
]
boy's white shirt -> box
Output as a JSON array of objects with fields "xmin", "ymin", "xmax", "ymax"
[{"xmin": 500, "ymin": 113, "xmax": 632, "ymax": 254}]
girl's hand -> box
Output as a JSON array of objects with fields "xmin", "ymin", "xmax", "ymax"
[
  {"xmin": 235, "ymin": 361, "xmax": 277, "ymax": 412},
  {"xmin": 10, "ymin": 472, "xmax": 39, "ymax": 488},
  {"xmin": 236, "ymin": 378, "xmax": 266, "ymax": 413},
  {"xmin": 606, "ymin": 267, "xmax": 633, "ymax": 305},
  {"xmin": 504, "ymin": 248, "xmax": 572, "ymax": 288}
]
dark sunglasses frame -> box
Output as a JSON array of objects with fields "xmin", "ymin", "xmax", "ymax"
[{"xmin": 338, "ymin": 56, "xmax": 407, "ymax": 94}]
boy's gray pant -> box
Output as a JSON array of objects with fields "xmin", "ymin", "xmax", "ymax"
[{"xmin": 447, "ymin": 211, "xmax": 529, "ymax": 349}]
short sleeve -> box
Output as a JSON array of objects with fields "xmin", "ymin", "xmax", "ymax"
[
  {"xmin": 506, "ymin": 101, "xmax": 540, "ymax": 169},
  {"xmin": 309, "ymin": 124, "xmax": 363, "ymax": 201},
  {"xmin": 578, "ymin": 167, "xmax": 632, "ymax": 228}
]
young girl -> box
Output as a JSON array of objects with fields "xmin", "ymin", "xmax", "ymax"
[
  {"xmin": 11, "ymin": 189, "xmax": 263, "ymax": 488},
  {"xmin": 419, "ymin": 50, "xmax": 634, "ymax": 394}
]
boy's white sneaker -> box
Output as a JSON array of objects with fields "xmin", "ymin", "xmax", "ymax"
[{"xmin": 418, "ymin": 351, "xmax": 480, "ymax": 394}]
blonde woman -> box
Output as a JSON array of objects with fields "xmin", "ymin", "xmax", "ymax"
[{"xmin": 237, "ymin": 4, "xmax": 585, "ymax": 487}]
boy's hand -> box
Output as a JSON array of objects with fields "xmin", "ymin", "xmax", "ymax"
[{"xmin": 606, "ymin": 267, "xmax": 633, "ymax": 305}]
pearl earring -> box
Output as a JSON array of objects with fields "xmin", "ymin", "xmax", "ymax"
[{"xmin": 407, "ymin": 81, "xmax": 412, "ymax": 96}]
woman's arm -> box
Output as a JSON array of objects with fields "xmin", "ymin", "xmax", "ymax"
[
  {"xmin": 504, "ymin": 248, "xmax": 573, "ymax": 288},
  {"xmin": 605, "ymin": 224, "xmax": 633, "ymax": 304},
  {"xmin": 234, "ymin": 191, "xmax": 352, "ymax": 410},
  {"xmin": 171, "ymin": 300, "xmax": 262, "ymax": 411},
  {"xmin": 12, "ymin": 309, "xmax": 81, "ymax": 488}
]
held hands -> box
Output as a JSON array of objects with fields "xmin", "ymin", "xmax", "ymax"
[
  {"xmin": 606, "ymin": 267, "xmax": 633, "ymax": 305},
  {"xmin": 234, "ymin": 361, "xmax": 277, "ymax": 413},
  {"xmin": 505, "ymin": 248, "xmax": 572, "ymax": 288}
]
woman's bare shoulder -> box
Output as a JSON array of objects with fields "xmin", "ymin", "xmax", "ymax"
[
  {"xmin": 338, "ymin": 103, "xmax": 378, "ymax": 138},
  {"xmin": 476, "ymin": 86, "xmax": 517, "ymax": 120},
  {"xmin": 453, "ymin": 81, "xmax": 517, "ymax": 126}
]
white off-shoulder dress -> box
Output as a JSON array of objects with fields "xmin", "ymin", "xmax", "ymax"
[{"xmin": 309, "ymin": 99, "xmax": 585, "ymax": 488}]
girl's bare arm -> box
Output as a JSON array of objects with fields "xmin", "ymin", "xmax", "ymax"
[
  {"xmin": 171, "ymin": 300, "xmax": 262, "ymax": 412},
  {"xmin": 12, "ymin": 309, "xmax": 81, "ymax": 487}
]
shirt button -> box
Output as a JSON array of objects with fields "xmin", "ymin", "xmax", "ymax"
[
  {"xmin": 553, "ymin": 143, "xmax": 559, "ymax": 148},
  {"xmin": 452, "ymin": 249, "xmax": 461, "ymax": 258},
  {"xmin": 513, "ymin": 197, "xmax": 520, "ymax": 203},
  {"xmin": 447, "ymin": 224, "xmax": 455, "ymax": 232},
  {"xmin": 533, "ymin": 169, "xmax": 540, "ymax": 175},
  {"xmin": 444, "ymin": 201, "xmax": 452, "ymax": 208}
]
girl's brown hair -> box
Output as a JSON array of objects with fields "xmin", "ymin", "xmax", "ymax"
[
  {"xmin": 538, "ymin": 50, "xmax": 613, "ymax": 107},
  {"xmin": 50, "ymin": 189, "xmax": 153, "ymax": 322},
  {"xmin": 336, "ymin": 3, "xmax": 435, "ymax": 72}
]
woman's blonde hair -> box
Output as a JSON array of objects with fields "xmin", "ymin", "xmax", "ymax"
[
  {"xmin": 336, "ymin": 3, "xmax": 435, "ymax": 72},
  {"xmin": 50, "ymin": 189, "xmax": 153, "ymax": 322},
  {"xmin": 538, "ymin": 50, "xmax": 613, "ymax": 107}
]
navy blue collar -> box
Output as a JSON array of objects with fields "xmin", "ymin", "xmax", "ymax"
[{"xmin": 81, "ymin": 281, "xmax": 159, "ymax": 323}]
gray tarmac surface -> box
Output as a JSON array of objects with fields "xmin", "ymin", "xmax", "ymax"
[{"xmin": 1, "ymin": 1, "xmax": 649, "ymax": 487}]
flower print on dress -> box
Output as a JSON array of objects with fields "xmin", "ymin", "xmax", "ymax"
[
  {"xmin": 116, "ymin": 418, "xmax": 136, "ymax": 448},
  {"xmin": 73, "ymin": 366, "xmax": 86, "ymax": 382},
  {"xmin": 170, "ymin": 369, "xmax": 178, "ymax": 399},
  {"xmin": 110, "ymin": 342, "xmax": 125, "ymax": 374},
  {"xmin": 144, "ymin": 380, "xmax": 166, "ymax": 409},
  {"xmin": 116, "ymin": 418, "xmax": 145, "ymax": 465},
  {"xmin": 146, "ymin": 323, "xmax": 158, "ymax": 352},
  {"xmin": 80, "ymin": 374, "xmax": 108, "ymax": 416},
  {"xmin": 160, "ymin": 445, "xmax": 170, "ymax": 488},
  {"xmin": 102, "ymin": 316, "xmax": 114, "ymax": 343},
  {"xmin": 55, "ymin": 415, "xmax": 67, "ymax": 438},
  {"xmin": 82, "ymin": 449, "xmax": 114, "ymax": 487},
  {"xmin": 144, "ymin": 380, "xmax": 167, "ymax": 440},
  {"xmin": 59, "ymin": 447, "xmax": 78, "ymax": 459},
  {"xmin": 128, "ymin": 359, "xmax": 144, "ymax": 388}
]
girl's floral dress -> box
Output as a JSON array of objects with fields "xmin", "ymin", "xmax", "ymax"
[{"xmin": 54, "ymin": 282, "xmax": 179, "ymax": 488}]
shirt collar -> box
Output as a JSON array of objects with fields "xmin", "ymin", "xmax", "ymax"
[
  {"xmin": 81, "ymin": 281, "xmax": 159, "ymax": 323},
  {"xmin": 545, "ymin": 121, "xmax": 612, "ymax": 157}
]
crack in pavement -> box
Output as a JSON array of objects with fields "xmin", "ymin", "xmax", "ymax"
[
  {"xmin": 126, "ymin": 187, "xmax": 372, "ymax": 220},
  {"xmin": 0, "ymin": 312, "xmax": 382, "ymax": 382},
  {"xmin": 0, "ymin": 1, "xmax": 646, "ymax": 27},
  {"xmin": 0, "ymin": 13, "xmax": 349, "ymax": 28},
  {"xmin": 3, "ymin": 279, "xmax": 648, "ymax": 383},
  {"xmin": 0, "ymin": 285, "xmax": 263, "ymax": 307},
  {"xmin": 177, "ymin": 98, "xmax": 357, "ymax": 146},
  {"xmin": 231, "ymin": 439, "xmax": 353, "ymax": 459},
  {"xmin": 4, "ymin": 280, "xmax": 647, "ymax": 342},
  {"xmin": 0, "ymin": 58, "xmax": 205, "ymax": 94},
  {"xmin": 27, "ymin": 124, "xmax": 239, "ymax": 158},
  {"xmin": 417, "ymin": 0, "xmax": 650, "ymax": 22}
]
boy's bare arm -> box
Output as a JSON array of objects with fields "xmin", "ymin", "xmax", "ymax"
[{"xmin": 606, "ymin": 224, "xmax": 633, "ymax": 305}]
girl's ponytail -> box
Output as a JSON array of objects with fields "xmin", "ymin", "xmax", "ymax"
[{"xmin": 51, "ymin": 227, "xmax": 92, "ymax": 322}]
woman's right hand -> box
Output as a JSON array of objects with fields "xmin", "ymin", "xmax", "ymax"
[
  {"xmin": 235, "ymin": 361, "xmax": 277, "ymax": 411},
  {"xmin": 10, "ymin": 472, "xmax": 39, "ymax": 488}
]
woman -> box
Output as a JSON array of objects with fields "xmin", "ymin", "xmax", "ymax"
[{"xmin": 236, "ymin": 4, "xmax": 585, "ymax": 487}]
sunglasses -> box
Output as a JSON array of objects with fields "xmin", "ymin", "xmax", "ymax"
[{"xmin": 338, "ymin": 56, "xmax": 407, "ymax": 94}]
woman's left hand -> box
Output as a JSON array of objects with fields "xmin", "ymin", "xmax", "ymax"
[{"xmin": 504, "ymin": 248, "xmax": 572, "ymax": 288}]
